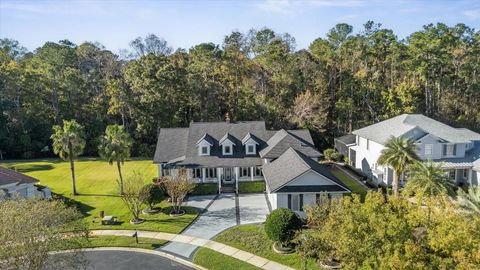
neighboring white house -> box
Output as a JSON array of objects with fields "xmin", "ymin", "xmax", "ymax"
[
  {"xmin": 0, "ymin": 166, "xmax": 51, "ymax": 200},
  {"xmin": 336, "ymin": 114, "xmax": 480, "ymax": 187},
  {"xmin": 154, "ymin": 120, "xmax": 350, "ymax": 214}
]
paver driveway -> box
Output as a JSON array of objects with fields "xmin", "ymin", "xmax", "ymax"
[{"xmin": 160, "ymin": 193, "xmax": 269, "ymax": 259}]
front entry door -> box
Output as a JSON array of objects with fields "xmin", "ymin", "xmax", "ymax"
[{"xmin": 223, "ymin": 168, "xmax": 234, "ymax": 184}]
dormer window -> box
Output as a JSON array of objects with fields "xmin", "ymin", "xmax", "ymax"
[
  {"xmin": 197, "ymin": 133, "xmax": 213, "ymax": 156},
  {"xmin": 220, "ymin": 132, "xmax": 236, "ymax": 156},
  {"xmin": 242, "ymin": 132, "xmax": 259, "ymax": 155},
  {"xmin": 246, "ymin": 144, "xmax": 256, "ymax": 155},
  {"xmin": 223, "ymin": 145, "xmax": 232, "ymax": 155}
]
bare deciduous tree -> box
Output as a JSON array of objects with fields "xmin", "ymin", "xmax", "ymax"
[
  {"xmin": 162, "ymin": 169, "xmax": 195, "ymax": 215},
  {"xmin": 119, "ymin": 171, "xmax": 149, "ymax": 224}
]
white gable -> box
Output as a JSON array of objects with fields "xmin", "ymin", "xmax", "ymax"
[{"xmin": 288, "ymin": 170, "xmax": 339, "ymax": 186}]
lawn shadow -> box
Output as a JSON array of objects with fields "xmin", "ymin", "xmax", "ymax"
[
  {"xmin": 52, "ymin": 193, "xmax": 95, "ymax": 217},
  {"xmin": 6, "ymin": 164, "xmax": 54, "ymax": 173},
  {"xmin": 77, "ymin": 193, "xmax": 121, "ymax": 198}
]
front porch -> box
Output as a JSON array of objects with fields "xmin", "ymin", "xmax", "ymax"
[{"xmin": 159, "ymin": 165, "xmax": 264, "ymax": 193}]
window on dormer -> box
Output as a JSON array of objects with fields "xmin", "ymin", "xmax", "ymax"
[
  {"xmin": 246, "ymin": 144, "xmax": 256, "ymax": 154},
  {"xmin": 223, "ymin": 145, "xmax": 232, "ymax": 155},
  {"xmin": 201, "ymin": 146, "xmax": 208, "ymax": 154}
]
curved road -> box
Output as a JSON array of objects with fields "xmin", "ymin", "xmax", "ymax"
[{"xmin": 76, "ymin": 250, "xmax": 196, "ymax": 270}]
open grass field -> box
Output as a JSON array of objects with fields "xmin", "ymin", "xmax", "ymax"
[{"xmin": 0, "ymin": 158, "xmax": 199, "ymax": 233}]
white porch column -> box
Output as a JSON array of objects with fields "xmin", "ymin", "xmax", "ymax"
[
  {"xmin": 158, "ymin": 164, "xmax": 164, "ymax": 177},
  {"xmin": 454, "ymin": 169, "xmax": 459, "ymax": 185},
  {"xmin": 235, "ymin": 167, "xmax": 239, "ymax": 193},
  {"xmin": 250, "ymin": 167, "xmax": 254, "ymax": 181},
  {"xmin": 202, "ymin": 168, "xmax": 206, "ymax": 183},
  {"xmin": 469, "ymin": 169, "xmax": 473, "ymax": 186},
  {"xmin": 217, "ymin": 168, "xmax": 222, "ymax": 194}
]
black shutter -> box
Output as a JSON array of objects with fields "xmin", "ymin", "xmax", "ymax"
[
  {"xmin": 288, "ymin": 194, "xmax": 292, "ymax": 209},
  {"xmin": 300, "ymin": 194, "xmax": 304, "ymax": 211},
  {"xmin": 316, "ymin": 193, "xmax": 320, "ymax": 204},
  {"xmin": 453, "ymin": 144, "xmax": 457, "ymax": 156},
  {"xmin": 443, "ymin": 145, "xmax": 447, "ymax": 156}
]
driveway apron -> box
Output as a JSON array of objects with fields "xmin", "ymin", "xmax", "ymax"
[{"xmin": 160, "ymin": 194, "xmax": 237, "ymax": 259}]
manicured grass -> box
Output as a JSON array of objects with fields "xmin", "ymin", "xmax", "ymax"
[
  {"xmin": 0, "ymin": 158, "xmax": 199, "ymax": 233},
  {"xmin": 213, "ymin": 224, "xmax": 315, "ymax": 269},
  {"xmin": 238, "ymin": 181, "xmax": 265, "ymax": 193},
  {"xmin": 81, "ymin": 236, "xmax": 167, "ymax": 250},
  {"xmin": 332, "ymin": 167, "xmax": 367, "ymax": 199},
  {"xmin": 193, "ymin": 247, "xmax": 261, "ymax": 270},
  {"xmin": 190, "ymin": 183, "xmax": 218, "ymax": 195}
]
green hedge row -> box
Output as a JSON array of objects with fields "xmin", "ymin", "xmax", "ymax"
[
  {"xmin": 189, "ymin": 183, "xmax": 218, "ymax": 195},
  {"xmin": 238, "ymin": 181, "xmax": 265, "ymax": 193}
]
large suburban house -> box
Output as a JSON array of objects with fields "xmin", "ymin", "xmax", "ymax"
[
  {"xmin": 0, "ymin": 166, "xmax": 51, "ymax": 200},
  {"xmin": 335, "ymin": 114, "xmax": 480, "ymax": 187},
  {"xmin": 154, "ymin": 121, "xmax": 350, "ymax": 214}
]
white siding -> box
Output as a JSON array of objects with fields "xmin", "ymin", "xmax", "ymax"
[
  {"xmin": 352, "ymin": 136, "xmax": 386, "ymax": 184},
  {"xmin": 288, "ymin": 170, "xmax": 337, "ymax": 186}
]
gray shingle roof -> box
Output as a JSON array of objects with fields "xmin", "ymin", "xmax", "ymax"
[
  {"xmin": 153, "ymin": 128, "xmax": 189, "ymax": 163},
  {"xmin": 154, "ymin": 121, "xmax": 320, "ymax": 167},
  {"xmin": 262, "ymin": 148, "xmax": 349, "ymax": 193},
  {"xmin": 0, "ymin": 166, "xmax": 39, "ymax": 187},
  {"xmin": 353, "ymin": 114, "xmax": 480, "ymax": 144},
  {"xmin": 259, "ymin": 129, "xmax": 321, "ymax": 159}
]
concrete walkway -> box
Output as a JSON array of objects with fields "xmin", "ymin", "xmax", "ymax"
[{"xmin": 91, "ymin": 230, "xmax": 294, "ymax": 270}]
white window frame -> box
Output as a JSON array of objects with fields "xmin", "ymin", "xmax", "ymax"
[
  {"xmin": 291, "ymin": 194, "xmax": 300, "ymax": 211},
  {"xmin": 199, "ymin": 145, "xmax": 210, "ymax": 156},
  {"xmin": 424, "ymin": 144, "xmax": 433, "ymax": 156},
  {"xmin": 446, "ymin": 144, "xmax": 454, "ymax": 156},
  {"xmin": 246, "ymin": 143, "xmax": 256, "ymax": 155},
  {"xmin": 223, "ymin": 145, "xmax": 232, "ymax": 155}
]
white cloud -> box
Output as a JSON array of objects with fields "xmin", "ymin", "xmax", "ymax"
[{"xmin": 464, "ymin": 9, "xmax": 480, "ymax": 20}]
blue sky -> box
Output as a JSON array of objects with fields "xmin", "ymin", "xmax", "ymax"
[{"xmin": 1, "ymin": 0, "xmax": 479, "ymax": 53}]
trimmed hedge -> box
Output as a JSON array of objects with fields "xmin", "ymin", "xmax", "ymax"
[
  {"xmin": 239, "ymin": 181, "xmax": 265, "ymax": 193},
  {"xmin": 189, "ymin": 183, "xmax": 218, "ymax": 195}
]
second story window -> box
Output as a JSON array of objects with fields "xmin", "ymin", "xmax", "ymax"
[
  {"xmin": 425, "ymin": 144, "xmax": 433, "ymax": 156},
  {"xmin": 443, "ymin": 144, "xmax": 456, "ymax": 157},
  {"xmin": 223, "ymin": 145, "xmax": 232, "ymax": 155},
  {"xmin": 201, "ymin": 146, "xmax": 209, "ymax": 155},
  {"xmin": 246, "ymin": 143, "xmax": 256, "ymax": 155}
]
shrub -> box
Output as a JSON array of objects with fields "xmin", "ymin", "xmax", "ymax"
[
  {"xmin": 239, "ymin": 181, "xmax": 265, "ymax": 193},
  {"xmin": 189, "ymin": 183, "xmax": 218, "ymax": 195},
  {"xmin": 323, "ymin": 148, "xmax": 341, "ymax": 162},
  {"xmin": 264, "ymin": 208, "xmax": 302, "ymax": 247},
  {"xmin": 143, "ymin": 183, "xmax": 164, "ymax": 209}
]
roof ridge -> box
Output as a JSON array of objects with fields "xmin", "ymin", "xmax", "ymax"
[{"xmin": 287, "ymin": 147, "xmax": 311, "ymax": 170}]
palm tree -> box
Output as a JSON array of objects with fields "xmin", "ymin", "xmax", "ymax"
[
  {"xmin": 51, "ymin": 120, "xmax": 85, "ymax": 195},
  {"xmin": 98, "ymin": 125, "xmax": 132, "ymax": 195},
  {"xmin": 404, "ymin": 161, "xmax": 454, "ymax": 197},
  {"xmin": 378, "ymin": 136, "xmax": 420, "ymax": 197},
  {"xmin": 458, "ymin": 186, "xmax": 480, "ymax": 215}
]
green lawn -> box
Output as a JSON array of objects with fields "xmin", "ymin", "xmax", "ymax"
[
  {"xmin": 193, "ymin": 248, "xmax": 261, "ymax": 270},
  {"xmin": 211, "ymin": 224, "xmax": 315, "ymax": 269},
  {"xmin": 0, "ymin": 158, "xmax": 199, "ymax": 233},
  {"xmin": 332, "ymin": 167, "xmax": 367, "ymax": 199}
]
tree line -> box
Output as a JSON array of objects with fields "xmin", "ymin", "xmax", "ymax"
[{"xmin": 1, "ymin": 21, "xmax": 479, "ymax": 159}]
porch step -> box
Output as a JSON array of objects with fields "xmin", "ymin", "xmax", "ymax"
[{"xmin": 222, "ymin": 185, "xmax": 236, "ymax": 193}]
